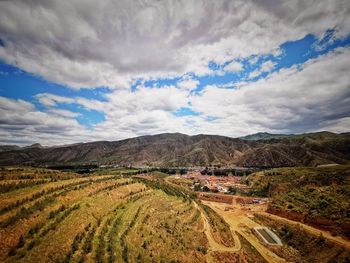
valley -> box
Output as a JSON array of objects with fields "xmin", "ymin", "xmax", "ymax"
[
  {"xmin": 1, "ymin": 1, "xmax": 349, "ymax": 262},
  {"xmin": 0, "ymin": 165, "xmax": 349, "ymax": 262},
  {"xmin": 1, "ymin": 132, "xmax": 349, "ymax": 168}
]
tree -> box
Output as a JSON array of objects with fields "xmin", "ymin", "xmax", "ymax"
[
  {"xmin": 227, "ymin": 186, "xmax": 237, "ymax": 194},
  {"xmin": 194, "ymin": 184, "xmax": 201, "ymax": 191}
]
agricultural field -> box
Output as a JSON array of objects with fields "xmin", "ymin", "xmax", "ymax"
[
  {"xmin": 1, "ymin": 166, "xmax": 350, "ymax": 263},
  {"xmin": 0, "ymin": 167, "xmax": 209, "ymax": 263}
]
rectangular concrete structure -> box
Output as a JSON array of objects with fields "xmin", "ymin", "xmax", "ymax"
[{"xmin": 254, "ymin": 227, "xmax": 282, "ymax": 246}]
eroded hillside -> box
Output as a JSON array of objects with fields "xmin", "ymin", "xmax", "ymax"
[{"xmin": 1, "ymin": 132, "xmax": 349, "ymax": 168}]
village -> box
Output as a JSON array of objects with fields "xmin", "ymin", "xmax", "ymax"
[{"xmin": 183, "ymin": 169, "xmax": 252, "ymax": 194}]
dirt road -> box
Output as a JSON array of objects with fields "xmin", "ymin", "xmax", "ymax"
[
  {"xmin": 258, "ymin": 211, "xmax": 350, "ymax": 250},
  {"xmin": 193, "ymin": 201, "xmax": 241, "ymax": 262},
  {"xmin": 194, "ymin": 202, "xmax": 241, "ymax": 251},
  {"xmin": 203, "ymin": 201, "xmax": 286, "ymax": 263}
]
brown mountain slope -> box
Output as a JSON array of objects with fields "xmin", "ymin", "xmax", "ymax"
[{"xmin": 0, "ymin": 132, "xmax": 349, "ymax": 167}]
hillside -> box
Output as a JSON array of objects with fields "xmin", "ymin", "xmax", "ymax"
[
  {"xmin": 0, "ymin": 167, "xmax": 210, "ymax": 262},
  {"xmin": 1, "ymin": 167, "xmax": 349, "ymax": 262},
  {"xmin": 240, "ymin": 132, "xmax": 290, "ymax": 140},
  {"xmin": 0, "ymin": 132, "xmax": 349, "ymax": 167},
  {"xmin": 246, "ymin": 165, "xmax": 350, "ymax": 238}
]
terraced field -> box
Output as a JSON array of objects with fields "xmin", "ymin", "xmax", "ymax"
[
  {"xmin": 0, "ymin": 167, "xmax": 209, "ymax": 263},
  {"xmin": 5, "ymin": 166, "xmax": 348, "ymax": 262}
]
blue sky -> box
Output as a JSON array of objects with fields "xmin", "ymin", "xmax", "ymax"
[
  {"xmin": 1, "ymin": 31, "xmax": 349, "ymax": 127},
  {"xmin": 0, "ymin": 1, "xmax": 349, "ymax": 145}
]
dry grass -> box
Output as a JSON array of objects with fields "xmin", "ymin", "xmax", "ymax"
[{"xmin": 0, "ymin": 167, "xmax": 208, "ymax": 263}]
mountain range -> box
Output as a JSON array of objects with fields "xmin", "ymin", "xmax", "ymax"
[{"xmin": 0, "ymin": 131, "xmax": 349, "ymax": 168}]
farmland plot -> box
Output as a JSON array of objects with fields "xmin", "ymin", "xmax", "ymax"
[{"xmin": 0, "ymin": 167, "xmax": 207, "ymax": 263}]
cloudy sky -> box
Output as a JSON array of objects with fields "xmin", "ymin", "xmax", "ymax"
[{"xmin": 0, "ymin": 0, "xmax": 350, "ymax": 145}]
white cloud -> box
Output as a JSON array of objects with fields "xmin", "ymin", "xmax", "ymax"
[
  {"xmin": 0, "ymin": 97, "xmax": 90, "ymax": 145},
  {"xmin": 248, "ymin": 60, "xmax": 275, "ymax": 78},
  {"xmin": 0, "ymin": 1, "xmax": 349, "ymax": 145},
  {"xmin": 0, "ymin": 97, "xmax": 34, "ymax": 112},
  {"xmin": 1, "ymin": 47, "xmax": 349, "ymax": 145},
  {"xmin": 177, "ymin": 77, "xmax": 200, "ymax": 91},
  {"xmin": 1, "ymin": 47, "xmax": 350, "ymax": 145},
  {"xmin": 320, "ymin": 117, "xmax": 350, "ymax": 133},
  {"xmin": 105, "ymin": 86, "xmax": 189, "ymax": 113},
  {"xmin": 35, "ymin": 93, "xmax": 75, "ymax": 107},
  {"xmin": 223, "ymin": 61, "xmax": 243, "ymax": 72},
  {"xmin": 2, "ymin": 85, "xmax": 190, "ymax": 145},
  {"xmin": 248, "ymin": 69, "xmax": 261, "ymax": 79},
  {"xmin": 0, "ymin": 0, "xmax": 349, "ymax": 88},
  {"xmin": 47, "ymin": 108, "xmax": 81, "ymax": 118},
  {"xmin": 190, "ymin": 47, "xmax": 350, "ymax": 136},
  {"xmin": 35, "ymin": 93, "xmax": 106, "ymax": 113},
  {"xmin": 87, "ymin": 85, "xmax": 192, "ymax": 138},
  {"xmin": 260, "ymin": 61, "xmax": 275, "ymax": 73}
]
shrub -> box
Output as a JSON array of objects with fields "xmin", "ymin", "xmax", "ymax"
[
  {"xmin": 197, "ymin": 246, "xmax": 207, "ymax": 254},
  {"xmin": 122, "ymin": 245, "xmax": 129, "ymax": 262}
]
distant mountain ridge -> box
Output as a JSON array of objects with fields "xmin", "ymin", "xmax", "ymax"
[
  {"xmin": 240, "ymin": 131, "xmax": 346, "ymax": 141},
  {"xmin": 240, "ymin": 132, "xmax": 290, "ymax": 141},
  {"xmin": 0, "ymin": 132, "xmax": 349, "ymax": 168}
]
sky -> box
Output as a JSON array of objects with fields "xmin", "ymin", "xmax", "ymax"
[{"xmin": 0, "ymin": 0, "xmax": 350, "ymax": 146}]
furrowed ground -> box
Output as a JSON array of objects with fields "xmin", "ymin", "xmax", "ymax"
[
  {"xmin": 0, "ymin": 167, "xmax": 209, "ymax": 263},
  {"xmin": 3, "ymin": 166, "xmax": 349, "ymax": 263}
]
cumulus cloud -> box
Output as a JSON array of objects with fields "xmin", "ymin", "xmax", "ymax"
[
  {"xmin": 104, "ymin": 86, "xmax": 189, "ymax": 113},
  {"xmin": 0, "ymin": 85, "xmax": 190, "ymax": 145},
  {"xmin": 177, "ymin": 77, "xmax": 200, "ymax": 91},
  {"xmin": 248, "ymin": 60, "xmax": 275, "ymax": 78},
  {"xmin": 223, "ymin": 61, "xmax": 243, "ymax": 72},
  {"xmin": 0, "ymin": 0, "xmax": 349, "ymax": 88},
  {"xmin": 259, "ymin": 61, "xmax": 275, "ymax": 73},
  {"xmin": 1, "ymin": 47, "xmax": 349, "ymax": 145},
  {"xmin": 35, "ymin": 93, "xmax": 75, "ymax": 107},
  {"xmin": 79, "ymin": 85, "xmax": 193, "ymax": 138},
  {"xmin": 248, "ymin": 70, "xmax": 261, "ymax": 79},
  {"xmin": 0, "ymin": 97, "xmax": 91, "ymax": 145},
  {"xmin": 0, "ymin": 1, "xmax": 349, "ymax": 145},
  {"xmin": 47, "ymin": 108, "xmax": 81, "ymax": 118},
  {"xmin": 190, "ymin": 47, "xmax": 350, "ymax": 136},
  {"xmin": 0, "ymin": 97, "xmax": 34, "ymax": 112}
]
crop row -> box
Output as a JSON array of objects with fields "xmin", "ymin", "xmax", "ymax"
[
  {"xmin": 8, "ymin": 203, "xmax": 81, "ymax": 258},
  {"xmin": 94, "ymin": 196, "xmax": 148, "ymax": 263},
  {"xmin": 3, "ymin": 181, "xmax": 149, "ymax": 262},
  {"xmin": 88, "ymin": 180, "xmax": 131, "ymax": 197},
  {"xmin": 0, "ymin": 178, "xmax": 103, "ymax": 228},
  {"xmin": 0, "ymin": 179, "xmax": 51, "ymax": 193},
  {"xmin": 61, "ymin": 226, "xmax": 89, "ymax": 263},
  {"xmin": 134, "ymin": 178, "xmax": 191, "ymax": 201},
  {"xmin": 0, "ymin": 196, "xmax": 57, "ymax": 228},
  {"xmin": 78, "ymin": 221, "xmax": 100, "ymax": 262},
  {"xmin": 61, "ymin": 191, "xmax": 149, "ymax": 262},
  {"xmin": 0, "ymin": 172, "xmax": 77, "ymax": 181},
  {"xmin": 0, "ymin": 176, "xmax": 121, "ymax": 216}
]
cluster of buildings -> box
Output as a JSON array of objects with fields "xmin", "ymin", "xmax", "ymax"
[{"xmin": 184, "ymin": 170, "xmax": 249, "ymax": 194}]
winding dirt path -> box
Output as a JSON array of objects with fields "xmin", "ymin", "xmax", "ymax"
[
  {"xmin": 258, "ymin": 211, "xmax": 350, "ymax": 250},
  {"xmin": 196, "ymin": 195, "xmax": 350, "ymax": 263},
  {"xmin": 202, "ymin": 201, "xmax": 286, "ymax": 263},
  {"xmin": 195, "ymin": 202, "xmax": 241, "ymax": 252},
  {"xmin": 193, "ymin": 201, "xmax": 241, "ymax": 262}
]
